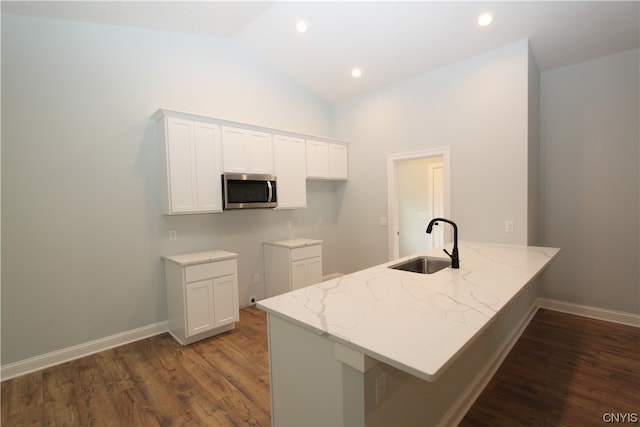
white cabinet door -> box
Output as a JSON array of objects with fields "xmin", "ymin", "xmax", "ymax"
[
  {"xmin": 221, "ymin": 126, "xmax": 247, "ymax": 173},
  {"xmin": 166, "ymin": 117, "xmax": 198, "ymax": 213},
  {"xmin": 213, "ymin": 274, "xmax": 239, "ymax": 327},
  {"xmin": 306, "ymin": 140, "xmax": 329, "ymax": 179},
  {"xmin": 194, "ymin": 121, "xmax": 222, "ymax": 212},
  {"xmin": 185, "ymin": 273, "xmax": 239, "ymax": 336},
  {"xmin": 291, "ymin": 257, "xmax": 323, "ymax": 291},
  {"xmin": 274, "ymin": 135, "xmax": 307, "ymax": 209},
  {"xmin": 291, "ymin": 260, "xmax": 308, "ymax": 291},
  {"xmin": 305, "ymin": 257, "xmax": 323, "ymax": 286},
  {"xmin": 185, "ymin": 279, "xmax": 215, "ymax": 337},
  {"xmin": 328, "ymin": 143, "xmax": 348, "ymax": 180},
  {"xmin": 248, "ymin": 131, "xmax": 273, "ymax": 174},
  {"xmin": 222, "ymin": 126, "xmax": 273, "ymax": 174}
]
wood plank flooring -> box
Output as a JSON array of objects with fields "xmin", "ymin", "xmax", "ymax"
[
  {"xmin": 459, "ymin": 309, "xmax": 640, "ymax": 427},
  {"xmin": 2, "ymin": 307, "xmax": 638, "ymax": 426},
  {"xmin": 2, "ymin": 307, "xmax": 270, "ymax": 427}
]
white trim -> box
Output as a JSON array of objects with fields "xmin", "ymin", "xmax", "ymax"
[
  {"xmin": 387, "ymin": 147, "xmax": 451, "ymax": 261},
  {"xmin": 438, "ymin": 300, "xmax": 539, "ymax": 427},
  {"xmin": 538, "ymin": 298, "xmax": 640, "ymax": 327},
  {"xmin": 1, "ymin": 321, "xmax": 168, "ymax": 381}
]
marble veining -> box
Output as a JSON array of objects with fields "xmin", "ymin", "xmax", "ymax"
[{"xmin": 258, "ymin": 241, "xmax": 560, "ymax": 382}]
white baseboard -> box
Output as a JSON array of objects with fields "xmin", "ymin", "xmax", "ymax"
[
  {"xmin": 439, "ymin": 300, "xmax": 540, "ymax": 427},
  {"xmin": 538, "ymin": 298, "xmax": 640, "ymax": 327},
  {"xmin": 1, "ymin": 321, "xmax": 168, "ymax": 381}
]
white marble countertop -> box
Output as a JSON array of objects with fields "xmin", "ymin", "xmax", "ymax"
[
  {"xmin": 163, "ymin": 249, "xmax": 238, "ymax": 266},
  {"xmin": 258, "ymin": 241, "xmax": 560, "ymax": 382},
  {"xmin": 264, "ymin": 238, "xmax": 323, "ymax": 248}
]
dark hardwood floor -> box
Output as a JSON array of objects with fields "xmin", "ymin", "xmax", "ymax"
[
  {"xmin": 460, "ymin": 309, "xmax": 640, "ymax": 427},
  {"xmin": 2, "ymin": 307, "xmax": 638, "ymax": 426},
  {"xmin": 1, "ymin": 307, "xmax": 271, "ymax": 427}
]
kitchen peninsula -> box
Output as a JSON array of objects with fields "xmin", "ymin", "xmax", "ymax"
[{"xmin": 258, "ymin": 241, "xmax": 560, "ymax": 426}]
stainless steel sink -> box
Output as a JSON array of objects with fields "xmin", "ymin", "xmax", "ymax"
[{"xmin": 388, "ymin": 256, "xmax": 451, "ymax": 274}]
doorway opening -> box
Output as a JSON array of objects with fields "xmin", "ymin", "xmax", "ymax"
[{"xmin": 387, "ymin": 148, "xmax": 450, "ymax": 260}]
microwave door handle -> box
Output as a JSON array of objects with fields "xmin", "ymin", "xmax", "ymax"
[{"xmin": 267, "ymin": 180, "xmax": 273, "ymax": 203}]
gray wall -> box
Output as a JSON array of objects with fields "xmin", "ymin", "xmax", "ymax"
[
  {"xmin": 1, "ymin": 14, "xmax": 339, "ymax": 364},
  {"xmin": 539, "ymin": 49, "xmax": 640, "ymax": 314},
  {"xmin": 333, "ymin": 40, "xmax": 532, "ymax": 274}
]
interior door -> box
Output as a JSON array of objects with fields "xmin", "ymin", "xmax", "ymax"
[{"xmin": 396, "ymin": 156, "xmax": 444, "ymax": 258}]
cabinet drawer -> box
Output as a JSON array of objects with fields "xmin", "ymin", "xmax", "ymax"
[
  {"xmin": 185, "ymin": 259, "xmax": 237, "ymax": 283},
  {"xmin": 291, "ymin": 245, "xmax": 322, "ymax": 261}
]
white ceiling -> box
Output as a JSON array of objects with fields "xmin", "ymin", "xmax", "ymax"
[{"xmin": 3, "ymin": 1, "xmax": 639, "ymax": 103}]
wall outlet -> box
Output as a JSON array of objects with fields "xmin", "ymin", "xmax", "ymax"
[
  {"xmin": 169, "ymin": 230, "xmax": 177, "ymax": 241},
  {"xmin": 254, "ymin": 273, "xmax": 260, "ymax": 283},
  {"xmin": 375, "ymin": 372, "xmax": 387, "ymax": 405},
  {"xmin": 505, "ymin": 220, "xmax": 514, "ymax": 233},
  {"xmin": 249, "ymin": 295, "xmax": 257, "ymax": 305}
]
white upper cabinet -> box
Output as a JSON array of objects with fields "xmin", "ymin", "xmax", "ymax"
[
  {"xmin": 157, "ymin": 114, "xmax": 222, "ymax": 214},
  {"xmin": 306, "ymin": 140, "xmax": 348, "ymax": 180},
  {"xmin": 221, "ymin": 126, "xmax": 273, "ymax": 175},
  {"xmin": 273, "ymin": 134, "xmax": 307, "ymax": 209},
  {"xmin": 154, "ymin": 109, "xmax": 348, "ymax": 215}
]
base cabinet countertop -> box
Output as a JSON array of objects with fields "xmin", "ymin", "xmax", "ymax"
[{"xmin": 258, "ymin": 241, "xmax": 560, "ymax": 426}]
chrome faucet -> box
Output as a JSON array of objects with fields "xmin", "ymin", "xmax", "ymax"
[{"xmin": 426, "ymin": 218, "xmax": 459, "ymax": 268}]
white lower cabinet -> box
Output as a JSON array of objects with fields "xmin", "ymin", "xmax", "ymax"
[
  {"xmin": 264, "ymin": 239, "xmax": 323, "ymax": 298},
  {"xmin": 163, "ymin": 250, "xmax": 239, "ymax": 345},
  {"xmin": 291, "ymin": 256, "xmax": 322, "ymax": 291}
]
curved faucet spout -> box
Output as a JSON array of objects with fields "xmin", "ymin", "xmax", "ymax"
[{"xmin": 426, "ymin": 218, "xmax": 460, "ymax": 268}]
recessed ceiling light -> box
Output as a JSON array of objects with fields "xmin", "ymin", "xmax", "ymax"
[
  {"xmin": 477, "ymin": 13, "xmax": 493, "ymax": 27},
  {"xmin": 351, "ymin": 68, "xmax": 362, "ymax": 78},
  {"xmin": 296, "ymin": 20, "xmax": 308, "ymax": 33}
]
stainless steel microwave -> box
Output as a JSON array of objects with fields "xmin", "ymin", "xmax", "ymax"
[{"xmin": 222, "ymin": 173, "xmax": 277, "ymax": 210}]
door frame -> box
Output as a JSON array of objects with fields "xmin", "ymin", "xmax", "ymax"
[{"xmin": 387, "ymin": 147, "xmax": 451, "ymax": 261}]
